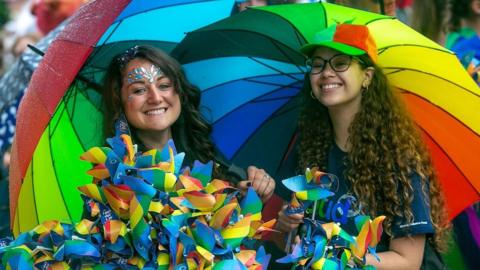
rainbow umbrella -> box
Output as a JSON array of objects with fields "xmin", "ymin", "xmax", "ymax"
[
  {"xmin": 172, "ymin": 2, "xmax": 480, "ymax": 219},
  {"xmin": 9, "ymin": 0, "xmax": 236, "ymax": 235}
]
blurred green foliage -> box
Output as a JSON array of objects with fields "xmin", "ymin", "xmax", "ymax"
[{"xmin": 0, "ymin": 0, "xmax": 10, "ymax": 28}]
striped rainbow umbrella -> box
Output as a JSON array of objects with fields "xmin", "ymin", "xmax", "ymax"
[
  {"xmin": 9, "ymin": 0, "xmax": 236, "ymax": 235},
  {"xmin": 172, "ymin": 2, "xmax": 480, "ymax": 220}
]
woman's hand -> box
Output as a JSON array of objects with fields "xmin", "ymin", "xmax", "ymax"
[
  {"xmin": 274, "ymin": 204, "xmax": 304, "ymax": 233},
  {"xmin": 237, "ymin": 166, "xmax": 275, "ymax": 203}
]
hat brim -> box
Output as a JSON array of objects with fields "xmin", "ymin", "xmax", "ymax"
[{"xmin": 300, "ymin": 41, "xmax": 366, "ymax": 57}]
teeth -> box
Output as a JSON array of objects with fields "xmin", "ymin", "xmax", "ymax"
[
  {"xmin": 322, "ymin": 84, "xmax": 341, "ymax": 90},
  {"xmin": 145, "ymin": 108, "xmax": 166, "ymax": 115}
]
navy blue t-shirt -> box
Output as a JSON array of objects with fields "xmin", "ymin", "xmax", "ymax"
[{"xmin": 316, "ymin": 143, "xmax": 434, "ymax": 250}]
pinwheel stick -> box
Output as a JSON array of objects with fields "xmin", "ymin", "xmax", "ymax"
[
  {"xmin": 284, "ymin": 228, "xmax": 297, "ymax": 253},
  {"xmin": 311, "ymin": 200, "xmax": 318, "ymax": 220}
]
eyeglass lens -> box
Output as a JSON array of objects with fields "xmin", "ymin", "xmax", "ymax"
[{"xmin": 307, "ymin": 54, "xmax": 352, "ymax": 74}]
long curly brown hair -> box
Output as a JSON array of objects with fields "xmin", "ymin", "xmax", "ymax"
[
  {"xmin": 298, "ymin": 54, "xmax": 449, "ymax": 251},
  {"xmin": 102, "ymin": 45, "xmax": 215, "ymax": 164}
]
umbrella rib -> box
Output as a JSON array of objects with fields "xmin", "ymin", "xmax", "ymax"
[
  {"xmin": 211, "ymin": 78, "xmax": 302, "ymax": 125},
  {"xmin": 244, "ymin": 77, "xmax": 297, "ymax": 88},
  {"xmin": 268, "ymin": 22, "xmax": 308, "ymax": 71},
  {"xmin": 265, "ymin": 29, "xmax": 307, "ymax": 72},
  {"xmin": 249, "ymin": 56, "xmax": 304, "ymax": 81},
  {"xmin": 45, "ymin": 85, "xmax": 79, "ymax": 222},
  {"xmin": 384, "ymin": 67, "xmax": 480, "ymax": 99},
  {"xmin": 48, "ymin": 83, "xmax": 102, "ymax": 223},
  {"xmin": 84, "ymin": 19, "xmax": 124, "ymax": 65},
  {"xmin": 49, "ymin": 86, "xmax": 77, "ymax": 137},
  {"xmin": 250, "ymin": 95, "xmax": 298, "ymax": 104},
  {"xmin": 417, "ymin": 124, "xmax": 480, "ymax": 195},
  {"xmin": 229, "ymin": 95, "xmax": 300, "ymax": 167},
  {"xmin": 27, "ymin": 157, "xmax": 41, "ymax": 229},
  {"xmin": 200, "ymin": 70, "xmax": 303, "ymax": 96},
  {"xmin": 402, "ymin": 91, "xmax": 480, "ymax": 137},
  {"xmin": 212, "ymin": 28, "xmax": 305, "ymax": 71},
  {"xmin": 51, "ymin": 82, "xmax": 102, "ymax": 144},
  {"xmin": 115, "ymin": 0, "xmax": 212, "ymax": 22},
  {"xmin": 278, "ymin": 129, "xmax": 299, "ymax": 165},
  {"xmin": 73, "ymin": 74, "xmax": 104, "ymax": 93},
  {"xmin": 47, "ymin": 124, "xmax": 74, "ymax": 221},
  {"xmin": 378, "ymin": 44, "xmax": 452, "ymax": 55}
]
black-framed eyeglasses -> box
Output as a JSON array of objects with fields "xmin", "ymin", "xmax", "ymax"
[{"xmin": 306, "ymin": 54, "xmax": 354, "ymax": 74}]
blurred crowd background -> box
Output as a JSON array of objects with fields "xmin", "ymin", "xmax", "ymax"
[{"xmin": 0, "ymin": 0, "xmax": 478, "ymax": 269}]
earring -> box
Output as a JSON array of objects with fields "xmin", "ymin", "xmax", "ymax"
[
  {"xmin": 310, "ymin": 90, "xmax": 317, "ymax": 100},
  {"xmin": 362, "ymin": 84, "xmax": 369, "ymax": 96}
]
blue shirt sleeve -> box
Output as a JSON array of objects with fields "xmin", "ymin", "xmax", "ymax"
[{"xmin": 391, "ymin": 173, "xmax": 435, "ymax": 238}]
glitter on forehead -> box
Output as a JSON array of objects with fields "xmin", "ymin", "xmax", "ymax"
[{"xmin": 126, "ymin": 64, "xmax": 163, "ymax": 84}]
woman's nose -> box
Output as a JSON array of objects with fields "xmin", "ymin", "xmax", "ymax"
[
  {"xmin": 146, "ymin": 86, "xmax": 162, "ymax": 103},
  {"xmin": 320, "ymin": 63, "xmax": 336, "ymax": 77}
]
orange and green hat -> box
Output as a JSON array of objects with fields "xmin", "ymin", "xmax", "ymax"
[{"xmin": 300, "ymin": 23, "xmax": 378, "ymax": 63}]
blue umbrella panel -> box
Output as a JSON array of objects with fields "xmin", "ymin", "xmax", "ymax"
[
  {"xmin": 79, "ymin": 0, "xmax": 236, "ymax": 84},
  {"xmin": 184, "ymin": 56, "xmax": 306, "ymax": 183}
]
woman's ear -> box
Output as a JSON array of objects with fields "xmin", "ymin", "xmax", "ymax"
[{"xmin": 363, "ymin": 67, "xmax": 375, "ymax": 88}]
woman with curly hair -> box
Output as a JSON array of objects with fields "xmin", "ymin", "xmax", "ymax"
[
  {"xmin": 102, "ymin": 45, "xmax": 275, "ymax": 202},
  {"xmin": 275, "ymin": 24, "xmax": 449, "ymax": 268}
]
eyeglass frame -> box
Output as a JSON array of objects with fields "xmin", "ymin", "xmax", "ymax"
[{"xmin": 305, "ymin": 53, "xmax": 365, "ymax": 74}]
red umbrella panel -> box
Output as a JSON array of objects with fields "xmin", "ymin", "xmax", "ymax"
[{"xmin": 9, "ymin": 0, "xmax": 130, "ymax": 234}]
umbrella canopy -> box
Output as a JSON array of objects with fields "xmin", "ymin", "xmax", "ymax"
[
  {"xmin": 0, "ymin": 21, "xmax": 67, "ymax": 152},
  {"xmin": 172, "ymin": 2, "xmax": 480, "ymax": 220},
  {"xmin": 10, "ymin": 0, "xmax": 235, "ymax": 235}
]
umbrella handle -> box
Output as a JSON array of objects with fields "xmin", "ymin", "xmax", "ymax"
[{"xmin": 214, "ymin": 153, "xmax": 247, "ymax": 184}]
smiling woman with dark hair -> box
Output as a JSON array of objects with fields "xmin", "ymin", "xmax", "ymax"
[{"xmin": 102, "ymin": 45, "xmax": 276, "ymax": 202}]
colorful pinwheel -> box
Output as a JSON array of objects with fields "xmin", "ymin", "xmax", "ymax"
[
  {"xmin": 1, "ymin": 132, "xmax": 274, "ymax": 269},
  {"xmin": 279, "ymin": 168, "xmax": 386, "ymax": 269}
]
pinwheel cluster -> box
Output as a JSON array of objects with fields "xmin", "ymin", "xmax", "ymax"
[
  {"xmin": 0, "ymin": 134, "xmax": 275, "ymax": 269},
  {"xmin": 278, "ymin": 168, "xmax": 385, "ymax": 270}
]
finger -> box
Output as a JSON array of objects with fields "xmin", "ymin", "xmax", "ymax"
[
  {"xmin": 250, "ymin": 167, "xmax": 266, "ymax": 183},
  {"xmin": 236, "ymin": 180, "xmax": 252, "ymax": 195},
  {"xmin": 262, "ymin": 179, "xmax": 275, "ymax": 202},
  {"xmin": 251, "ymin": 170, "xmax": 267, "ymax": 192},
  {"xmin": 246, "ymin": 166, "xmax": 259, "ymax": 180},
  {"xmin": 259, "ymin": 179, "xmax": 271, "ymax": 202},
  {"xmin": 275, "ymin": 219, "xmax": 298, "ymax": 233},
  {"xmin": 278, "ymin": 213, "xmax": 303, "ymax": 225},
  {"xmin": 255, "ymin": 176, "xmax": 269, "ymax": 198},
  {"xmin": 286, "ymin": 213, "xmax": 304, "ymax": 222},
  {"xmin": 287, "ymin": 217, "xmax": 304, "ymax": 224},
  {"xmin": 283, "ymin": 220, "xmax": 301, "ymax": 231}
]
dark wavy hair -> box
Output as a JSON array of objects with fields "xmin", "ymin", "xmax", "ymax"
[
  {"xmin": 298, "ymin": 54, "xmax": 449, "ymax": 251},
  {"xmin": 102, "ymin": 45, "xmax": 215, "ymax": 164}
]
